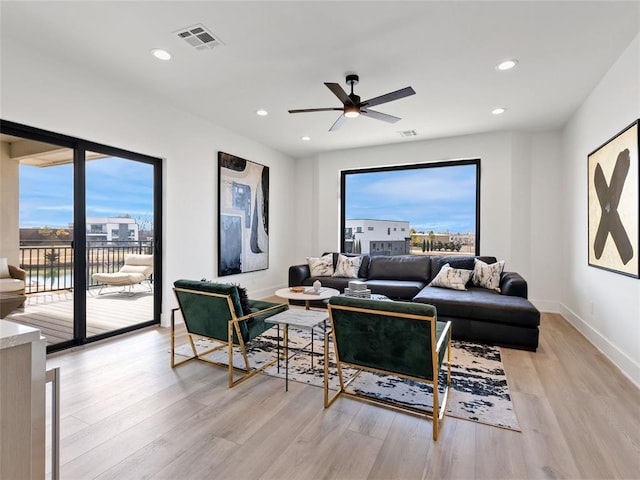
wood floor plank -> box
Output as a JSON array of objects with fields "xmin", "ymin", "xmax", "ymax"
[
  {"xmin": 511, "ymin": 391, "xmax": 582, "ymax": 479},
  {"xmin": 365, "ymin": 410, "xmax": 435, "ymax": 480},
  {"xmin": 474, "ymin": 422, "xmax": 528, "ymax": 480},
  {"xmin": 422, "ymin": 418, "xmax": 476, "ymax": 479},
  {"xmin": 257, "ymin": 396, "xmax": 377, "ymax": 480},
  {"xmin": 61, "ymin": 398, "xmax": 206, "ymax": 479},
  {"xmin": 96, "ymin": 404, "xmax": 239, "ymax": 480},
  {"xmin": 346, "ymin": 396, "xmax": 397, "ymax": 440},
  {"xmin": 202, "ymin": 381, "xmax": 324, "ymax": 480}
]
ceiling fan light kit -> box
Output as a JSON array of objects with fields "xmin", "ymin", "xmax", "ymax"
[{"xmin": 288, "ymin": 74, "xmax": 415, "ymax": 131}]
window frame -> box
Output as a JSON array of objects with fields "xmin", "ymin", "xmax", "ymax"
[{"xmin": 340, "ymin": 159, "xmax": 481, "ymax": 255}]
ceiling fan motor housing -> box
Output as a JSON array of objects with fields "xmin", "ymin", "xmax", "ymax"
[{"xmin": 346, "ymin": 74, "xmax": 359, "ymax": 86}]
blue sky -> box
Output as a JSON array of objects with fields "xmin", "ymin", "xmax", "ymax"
[
  {"xmin": 345, "ymin": 163, "xmax": 477, "ymax": 234},
  {"xmin": 20, "ymin": 157, "xmax": 154, "ymax": 228}
]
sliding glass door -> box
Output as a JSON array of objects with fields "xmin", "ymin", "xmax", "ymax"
[
  {"xmin": 10, "ymin": 137, "xmax": 76, "ymax": 348},
  {"xmin": 84, "ymin": 152, "xmax": 155, "ymax": 339},
  {"xmin": 1, "ymin": 120, "xmax": 162, "ymax": 352}
]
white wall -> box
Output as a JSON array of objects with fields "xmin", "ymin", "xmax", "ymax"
[
  {"xmin": 294, "ymin": 131, "xmax": 564, "ymax": 309},
  {"xmin": 1, "ymin": 40, "xmax": 298, "ymax": 326},
  {"xmin": 529, "ymin": 131, "xmax": 563, "ymax": 312},
  {"xmin": 560, "ymin": 34, "xmax": 640, "ymax": 386}
]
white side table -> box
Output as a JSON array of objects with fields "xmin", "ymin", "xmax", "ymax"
[
  {"xmin": 274, "ymin": 286, "xmax": 340, "ymax": 310},
  {"xmin": 265, "ymin": 308, "xmax": 329, "ymax": 391}
]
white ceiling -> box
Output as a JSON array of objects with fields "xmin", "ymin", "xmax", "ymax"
[{"xmin": 1, "ymin": 1, "xmax": 638, "ymax": 158}]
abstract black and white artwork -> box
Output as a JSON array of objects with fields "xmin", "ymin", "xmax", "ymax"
[
  {"xmin": 588, "ymin": 119, "xmax": 639, "ymax": 278},
  {"xmin": 218, "ymin": 152, "xmax": 269, "ymax": 276}
]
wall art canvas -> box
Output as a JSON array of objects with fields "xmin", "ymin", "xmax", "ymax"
[
  {"xmin": 218, "ymin": 152, "xmax": 269, "ymax": 276},
  {"xmin": 588, "ymin": 119, "xmax": 639, "ymax": 278}
]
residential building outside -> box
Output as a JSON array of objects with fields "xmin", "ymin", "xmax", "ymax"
[
  {"xmin": 86, "ymin": 216, "xmax": 139, "ymax": 244},
  {"xmin": 345, "ymin": 219, "xmax": 410, "ymax": 255}
]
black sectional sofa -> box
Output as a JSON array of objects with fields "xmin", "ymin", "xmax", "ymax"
[{"xmin": 288, "ymin": 253, "xmax": 540, "ymax": 351}]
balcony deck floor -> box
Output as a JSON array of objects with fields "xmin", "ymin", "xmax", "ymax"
[{"xmin": 4, "ymin": 285, "xmax": 154, "ymax": 345}]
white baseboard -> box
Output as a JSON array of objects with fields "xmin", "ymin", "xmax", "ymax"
[
  {"xmin": 559, "ymin": 303, "xmax": 640, "ymax": 389},
  {"xmin": 160, "ymin": 311, "xmax": 171, "ymax": 328}
]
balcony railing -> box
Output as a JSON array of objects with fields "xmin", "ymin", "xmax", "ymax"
[{"xmin": 19, "ymin": 241, "xmax": 153, "ymax": 294}]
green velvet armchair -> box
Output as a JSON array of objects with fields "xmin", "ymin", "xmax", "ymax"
[
  {"xmin": 325, "ymin": 295, "xmax": 451, "ymax": 440},
  {"xmin": 172, "ymin": 279, "xmax": 288, "ymax": 387}
]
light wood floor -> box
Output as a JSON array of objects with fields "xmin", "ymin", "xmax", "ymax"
[{"xmin": 44, "ymin": 312, "xmax": 639, "ymax": 480}]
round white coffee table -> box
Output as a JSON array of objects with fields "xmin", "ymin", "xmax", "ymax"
[{"xmin": 275, "ymin": 286, "xmax": 340, "ymax": 310}]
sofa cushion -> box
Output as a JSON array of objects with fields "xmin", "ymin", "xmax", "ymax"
[
  {"xmin": 92, "ymin": 272, "xmax": 146, "ymax": 286},
  {"xmin": 472, "ymin": 259, "xmax": 505, "ymax": 292},
  {"xmin": 428, "ymin": 264, "xmax": 473, "ymax": 290},
  {"xmin": 413, "ymin": 286, "xmax": 540, "ymax": 328},
  {"xmin": 364, "ymin": 280, "xmax": 427, "ymax": 300},
  {"xmin": 0, "ymin": 278, "xmax": 25, "ymax": 293},
  {"xmin": 307, "ymin": 254, "xmax": 334, "ymax": 277},
  {"xmin": 368, "ymin": 255, "xmax": 430, "ymax": 282},
  {"xmin": 332, "ymin": 254, "xmax": 362, "ymax": 278}
]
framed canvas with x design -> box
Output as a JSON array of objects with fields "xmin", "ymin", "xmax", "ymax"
[{"xmin": 588, "ymin": 119, "xmax": 639, "ymax": 278}]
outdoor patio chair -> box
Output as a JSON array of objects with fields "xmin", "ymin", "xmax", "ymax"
[
  {"xmin": 325, "ymin": 295, "xmax": 451, "ymax": 440},
  {"xmin": 0, "ymin": 258, "xmax": 26, "ymax": 312},
  {"xmin": 92, "ymin": 254, "xmax": 153, "ymax": 295},
  {"xmin": 172, "ymin": 279, "xmax": 289, "ymax": 387}
]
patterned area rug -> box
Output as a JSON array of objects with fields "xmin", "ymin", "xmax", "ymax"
[{"xmin": 174, "ymin": 328, "xmax": 520, "ymax": 431}]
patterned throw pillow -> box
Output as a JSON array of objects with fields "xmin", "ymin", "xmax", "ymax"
[
  {"xmin": 428, "ymin": 263, "xmax": 473, "ymax": 291},
  {"xmin": 472, "ymin": 259, "xmax": 505, "ymax": 292},
  {"xmin": 307, "ymin": 254, "xmax": 334, "ymax": 277},
  {"xmin": 332, "ymin": 254, "xmax": 362, "ymax": 278}
]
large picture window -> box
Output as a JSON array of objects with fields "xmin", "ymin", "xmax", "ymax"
[{"xmin": 340, "ymin": 159, "xmax": 480, "ymax": 256}]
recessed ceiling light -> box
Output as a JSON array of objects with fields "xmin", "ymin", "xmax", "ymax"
[
  {"xmin": 491, "ymin": 108, "xmax": 506, "ymax": 115},
  {"xmin": 496, "ymin": 59, "xmax": 518, "ymax": 71},
  {"xmin": 151, "ymin": 48, "xmax": 172, "ymax": 60},
  {"xmin": 256, "ymin": 109, "xmax": 268, "ymax": 116},
  {"xmin": 301, "ymin": 136, "xmax": 311, "ymax": 141}
]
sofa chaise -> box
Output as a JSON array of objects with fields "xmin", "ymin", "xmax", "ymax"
[{"xmin": 288, "ymin": 253, "xmax": 540, "ymax": 351}]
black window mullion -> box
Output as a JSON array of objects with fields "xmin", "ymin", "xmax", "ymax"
[{"xmin": 73, "ymin": 146, "xmax": 87, "ymax": 343}]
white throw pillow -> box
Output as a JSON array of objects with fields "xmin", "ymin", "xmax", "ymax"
[
  {"xmin": 307, "ymin": 254, "xmax": 334, "ymax": 277},
  {"xmin": 0, "ymin": 258, "xmax": 10, "ymax": 279},
  {"xmin": 332, "ymin": 254, "xmax": 362, "ymax": 278},
  {"xmin": 472, "ymin": 259, "xmax": 505, "ymax": 292},
  {"xmin": 428, "ymin": 263, "xmax": 473, "ymax": 291}
]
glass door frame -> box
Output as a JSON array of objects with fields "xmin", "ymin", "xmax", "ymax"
[{"xmin": 1, "ymin": 119, "xmax": 163, "ymax": 352}]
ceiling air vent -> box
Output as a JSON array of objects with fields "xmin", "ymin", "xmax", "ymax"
[
  {"xmin": 174, "ymin": 24, "xmax": 224, "ymax": 51},
  {"xmin": 398, "ymin": 129, "xmax": 417, "ymax": 137}
]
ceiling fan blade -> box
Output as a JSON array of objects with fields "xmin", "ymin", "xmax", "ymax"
[
  {"xmin": 329, "ymin": 114, "xmax": 346, "ymax": 131},
  {"xmin": 325, "ymin": 83, "xmax": 353, "ymax": 105},
  {"xmin": 288, "ymin": 107, "xmax": 343, "ymax": 113},
  {"xmin": 361, "ymin": 86, "xmax": 416, "ymax": 108},
  {"xmin": 361, "ymin": 109, "xmax": 401, "ymax": 123}
]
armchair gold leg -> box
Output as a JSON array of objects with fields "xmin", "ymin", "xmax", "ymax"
[
  {"xmin": 324, "ymin": 330, "xmax": 345, "ymax": 408},
  {"xmin": 171, "ymin": 308, "xmax": 195, "ymax": 367}
]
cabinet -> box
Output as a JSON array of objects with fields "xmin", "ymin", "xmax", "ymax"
[{"xmin": 0, "ymin": 320, "xmax": 46, "ymax": 479}]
